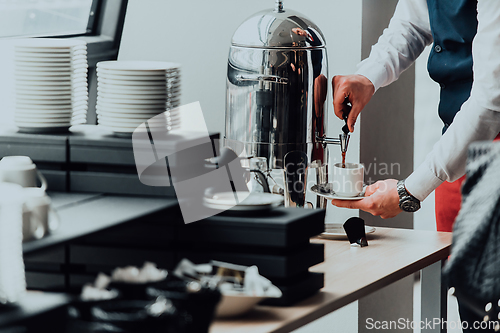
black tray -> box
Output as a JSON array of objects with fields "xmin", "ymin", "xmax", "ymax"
[{"xmin": 177, "ymin": 208, "xmax": 325, "ymax": 248}]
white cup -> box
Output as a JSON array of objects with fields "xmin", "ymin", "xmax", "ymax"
[
  {"xmin": 0, "ymin": 182, "xmax": 26, "ymax": 304},
  {"xmin": 0, "ymin": 156, "xmax": 47, "ymax": 190},
  {"xmin": 332, "ymin": 162, "xmax": 364, "ymax": 197},
  {"xmin": 22, "ymin": 188, "xmax": 59, "ymax": 241}
]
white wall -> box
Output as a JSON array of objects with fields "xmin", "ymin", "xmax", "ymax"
[{"xmin": 0, "ymin": 40, "xmax": 16, "ymax": 127}]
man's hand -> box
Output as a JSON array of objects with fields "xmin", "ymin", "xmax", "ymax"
[
  {"xmin": 331, "ymin": 179, "xmax": 402, "ymax": 219},
  {"xmin": 332, "ymin": 74, "xmax": 375, "ymax": 132}
]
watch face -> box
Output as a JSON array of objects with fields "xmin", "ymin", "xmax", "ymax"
[{"xmin": 401, "ymin": 199, "xmax": 420, "ymax": 212}]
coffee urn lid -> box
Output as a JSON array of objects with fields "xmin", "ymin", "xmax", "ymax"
[{"xmin": 231, "ymin": 0, "xmax": 326, "ymax": 49}]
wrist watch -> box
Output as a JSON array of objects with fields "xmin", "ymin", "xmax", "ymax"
[{"xmin": 397, "ymin": 179, "xmax": 421, "ymax": 212}]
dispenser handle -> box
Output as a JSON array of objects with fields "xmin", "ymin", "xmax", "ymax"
[
  {"xmin": 236, "ymin": 74, "xmax": 288, "ymax": 85},
  {"xmin": 342, "ymin": 96, "xmax": 352, "ymax": 134}
]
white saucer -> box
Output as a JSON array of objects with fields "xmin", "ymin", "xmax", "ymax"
[
  {"xmin": 311, "ymin": 184, "xmax": 364, "ymax": 201},
  {"xmin": 204, "ymin": 192, "xmax": 283, "ymax": 211}
]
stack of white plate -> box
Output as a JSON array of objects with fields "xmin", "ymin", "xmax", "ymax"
[
  {"xmin": 14, "ymin": 39, "xmax": 89, "ymax": 133},
  {"xmin": 96, "ymin": 61, "xmax": 181, "ymax": 136}
]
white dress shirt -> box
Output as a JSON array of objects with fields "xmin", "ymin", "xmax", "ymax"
[{"xmin": 355, "ymin": 0, "xmax": 500, "ymax": 201}]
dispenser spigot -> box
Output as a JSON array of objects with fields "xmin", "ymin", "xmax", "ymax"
[{"xmin": 316, "ymin": 133, "xmax": 350, "ymax": 154}]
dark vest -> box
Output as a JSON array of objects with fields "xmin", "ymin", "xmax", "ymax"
[{"xmin": 426, "ymin": 0, "xmax": 478, "ymax": 133}]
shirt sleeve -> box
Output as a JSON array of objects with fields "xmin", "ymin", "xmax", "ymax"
[
  {"xmin": 355, "ymin": 0, "xmax": 433, "ymax": 91},
  {"xmin": 405, "ymin": 0, "xmax": 500, "ymax": 201}
]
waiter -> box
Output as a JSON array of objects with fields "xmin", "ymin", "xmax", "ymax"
[{"xmin": 330, "ymin": 1, "xmax": 500, "ymax": 331}]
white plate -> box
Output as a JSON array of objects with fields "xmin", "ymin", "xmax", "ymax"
[
  {"xmin": 97, "ymin": 114, "xmax": 170, "ymax": 123},
  {"xmin": 97, "ymin": 121, "xmax": 171, "ymax": 129},
  {"xmin": 15, "ymin": 109, "xmax": 72, "ymax": 115},
  {"xmin": 96, "ymin": 104, "xmax": 168, "ymax": 111},
  {"xmin": 15, "ymin": 70, "xmax": 87, "ymax": 77},
  {"xmin": 96, "ymin": 106, "xmax": 168, "ymax": 115},
  {"xmin": 15, "ymin": 75, "xmax": 74, "ymax": 81},
  {"xmin": 16, "ymin": 83, "xmax": 87, "ymax": 91},
  {"xmin": 15, "ymin": 46, "xmax": 87, "ymax": 54},
  {"xmin": 98, "ymin": 92, "xmax": 167, "ymax": 100},
  {"xmin": 16, "ymin": 91, "xmax": 87, "ymax": 98},
  {"xmin": 97, "ymin": 78, "xmax": 167, "ymax": 87},
  {"xmin": 319, "ymin": 224, "xmax": 376, "ymax": 239},
  {"xmin": 15, "ymin": 66, "xmax": 87, "ymax": 73},
  {"xmin": 97, "ymin": 125, "xmax": 169, "ymax": 134},
  {"xmin": 15, "ymin": 111, "xmax": 79, "ymax": 118},
  {"xmin": 96, "ymin": 102, "xmax": 166, "ymax": 111},
  {"xmin": 15, "ymin": 80, "xmax": 86, "ymax": 87},
  {"xmin": 96, "ymin": 110, "xmax": 172, "ymax": 118},
  {"xmin": 310, "ymin": 184, "xmax": 365, "ymax": 201},
  {"xmin": 15, "ymin": 102, "xmax": 87, "ymax": 110},
  {"xmin": 15, "ymin": 121, "xmax": 71, "ymax": 127},
  {"xmin": 97, "ymin": 119, "xmax": 170, "ymax": 127},
  {"xmin": 15, "ymin": 72, "xmax": 86, "ymax": 78},
  {"xmin": 14, "ymin": 38, "xmax": 86, "ymax": 48},
  {"xmin": 15, "ymin": 53, "xmax": 84, "ymax": 60},
  {"xmin": 97, "ymin": 69, "xmax": 180, "ymax": 77},
  {"xmin": 97, "ymin": 73, "xmax": 167, "ymax": 81},
  {"xmin": 15, "ymin": 60, "xmax": 88, "ymax": 68},
  {"xmin": 98, "ymin": 115, "xmax": 177, "ymax": 124},
  {"xmin": 15, "ymin": 107, "xmax": 88, "ymax": 116},
  {"xmin": 96, "ymin": 97, "xmax": 168, "ymax": 105},
  {"xmin": 17, "ymin": 94, "xmax": 88, "ymax": 102},
  {"xmin": 97, "ymin": 60, "xmax": 180, "ymax": 71},
  {"xmin": 16, "ymin": 80, "xmax": 87, "ymax": 87},
  {"xmin": 15, "ymin": 116, "xmax": 72, "ymax": 123},
  {"xmin": 97, "ymin": 87, "xmax": 168, "ymax": 95},
  {"xmin": 97, "ymin": 82, "xmax": 169, "ymax": 92},
  {"xmin": 15, "ymin": 56, "xmax": 87, "ymax": 63},
  {"xmin": 16, "ymin": 97, "xmax": 87, "ymax": 105},
  {"xmin": 15, "ymin": 49, "xmax": 87, "ymax": 56},
  {"xmin": 16, "ymin": 69, "xmax": 87, "ymax": 76}
]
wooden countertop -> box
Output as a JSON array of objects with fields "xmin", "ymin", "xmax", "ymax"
[{"xmin": 210, "ymin": 227, "xmax": 452, "ymax": 333}]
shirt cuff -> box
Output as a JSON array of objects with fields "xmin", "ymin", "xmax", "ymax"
[
  {"xmin": 355, "ymin": 60, "xmax": 388, "ymax": 93},
  {"xmin": 405, "ymin": 165, "xmax": 445, "ymax": 202}
]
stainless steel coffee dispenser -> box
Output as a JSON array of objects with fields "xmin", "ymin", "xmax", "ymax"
[{"xmin": 225, "ymin": 0, "xmax": 347, "ymax": 208}]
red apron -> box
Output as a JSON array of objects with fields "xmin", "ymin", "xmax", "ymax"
[{"xmin": 435, "ymin": 135, "xmax": 500, "ymax": 232}]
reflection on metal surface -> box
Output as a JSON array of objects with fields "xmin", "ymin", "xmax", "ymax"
[{"xmin": 225, "ymin": 2, "xmax": 329, "ymax": 208}]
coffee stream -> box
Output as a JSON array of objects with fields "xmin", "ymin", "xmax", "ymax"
[{"xmin": 341, "ymin": 151, "xmax": 346, "ymax": 168}]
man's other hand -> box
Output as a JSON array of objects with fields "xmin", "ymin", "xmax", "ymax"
[
  {"xmin": 331, "ymin": 179, "xmax": 402, "ymax": 219},
  {"xmin": 332, "ymin": 74, "xmax": 375, "ymax": 132}
]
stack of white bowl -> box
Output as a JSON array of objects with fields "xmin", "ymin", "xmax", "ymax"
[
  {"xmin": 14, "ymin": 39, "xmax": 89, "ymax": 133},
  {"xmin": 96, "ymin": 61, "xmax": 181, "ymax": 136}
]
